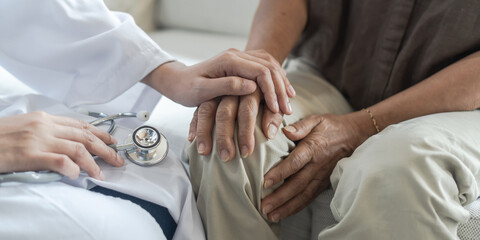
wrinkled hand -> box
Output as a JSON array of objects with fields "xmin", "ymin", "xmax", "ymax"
[
  {"xmin": 187, "ymin": 50, "xmax": 292, "ymax": 161},
  {"xmin": 0, "ymin": 111, "xmax": 124, "ymax": 180},
  {"xmin": 261, "ymin": 112, "xmax": 373, "ymax": 222},
  {"xmin": 144, "ymin": 49, "xmax": 295, "ymax": 114}
]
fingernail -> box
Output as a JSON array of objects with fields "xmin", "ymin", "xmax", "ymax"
[
  {"xmin": 188, "ymin": 132, "xmax": 194, "ymax": 142},
  {"xmin": 274, "ymin": 101, "xmax": 279, "ymax": 112},
  {"xmin": 263, "ymin": 204, "xmax": 273, "ymax": 214},
  {"xmin": 287, "ymin": 103, "xmax": 292, "ymax": 114},
  {"xmin": 111, "ymin": 137, "xmax": 118, "ymax": 144},
  {"xmin": 241, "ymin": 145, "xmax": 249, "ymax": 158},
  {"xmin": 264, "ymin": 179, "xmax": 273, "ymax": 188},
  {"xmin": 220, "ymin": 149, "xmax": 230, "ymax": 162},
  {"xmin": 99, "ymin": 171, "xmax": 106, "ymax": 181},
  {"xmin": 289, "ymin": 85, "xmax": 296, "ymax": 96},
  {"xmin": 271, "ymin": 213, "xmax": 280, "ymax": 222},
  {"xmin": 283, "ymin": 125, "xmax": 296, "ymax": 133},
  {"xmin": 267, "ymin": 124, "xmax": 277, "ymax": 139},
  {"xmin": 198, "ymin": 142, "xmax": 205, "ymax": 154}
]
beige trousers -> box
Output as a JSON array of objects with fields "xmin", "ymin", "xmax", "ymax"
[{"xmin": 184, "ymin": 59, "xmax": 480, "ymax": 240}]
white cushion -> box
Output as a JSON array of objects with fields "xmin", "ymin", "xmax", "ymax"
[
  {"xmin": 156, "ymin": 0, "xmax": 259, "ymax": 37},
  {"xmin": 149, "ymin": 28, "xmax": 247, "ymax": 65}
]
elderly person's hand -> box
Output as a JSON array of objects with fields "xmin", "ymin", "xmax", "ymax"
[
  {"xmin": 143, "ymin": 48, "xmax": 295, "ymax": 115},
  {"xmin": 0, "ymin": 111, "xmax": 123, "ymax": 180},
  {"xmin": 260, "ymin": 112, "xmax": 376, "ymax": 222},
  {"xmin": 187, "ymin": 50, "xmax": 292, "ymax": 161}
]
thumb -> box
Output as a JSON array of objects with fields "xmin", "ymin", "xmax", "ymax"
[{"xmin": 282, "ymin": 115, "xmax": 322, "ymax": 141}]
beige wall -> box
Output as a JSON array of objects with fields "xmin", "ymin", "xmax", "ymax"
[{"xmin": 104, "ymin": 0, "xmax": 156, "ymax": 32}]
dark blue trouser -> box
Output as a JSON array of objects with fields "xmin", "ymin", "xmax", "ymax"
[{"xmin": 91, "ymin": 186, "xmax": 177, "ymax": 240}]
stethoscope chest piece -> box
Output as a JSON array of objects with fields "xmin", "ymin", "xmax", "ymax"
[{"xmin": 123, "ymin": 125, "xmax": 168, "ymax": 166}]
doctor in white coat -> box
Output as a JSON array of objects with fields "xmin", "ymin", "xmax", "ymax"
[{"xmin": 0, "ymin": 1, "xmax": 293, "ymax": 239}]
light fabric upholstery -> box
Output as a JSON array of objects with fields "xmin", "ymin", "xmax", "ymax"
[{"xmin": 156, "ymin": 0, "xmax": 258, "ymax": 36}]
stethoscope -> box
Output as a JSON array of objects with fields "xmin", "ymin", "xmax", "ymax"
[{"xmin": 0, "ymin": 110, "xmax": 169, "ymax": 184}]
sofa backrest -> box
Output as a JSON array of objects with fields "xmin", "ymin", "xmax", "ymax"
[{"xmin": 155, "ymin": 0, "xmax": 259, "ymax": 37}]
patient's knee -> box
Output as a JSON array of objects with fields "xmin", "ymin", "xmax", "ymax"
[{"xmin": 334, "ymin": 120, "xmax": 462, "ymax": 190}]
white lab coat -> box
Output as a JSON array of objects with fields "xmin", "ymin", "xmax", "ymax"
[{"xmin": 0, "ymin": 1, "xmax": 205, "ymax": 239}]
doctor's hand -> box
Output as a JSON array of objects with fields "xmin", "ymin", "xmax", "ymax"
[
  {"xmin": 143, "ymin": 48, "xmax": 295, "ymax": 114},
  {"xmin": 260, "ymin": 112, "xmax": 375, "ymax": 222},
  {"xmin": 0, "ymin": 112, "xmax": 123, "ymax": 180}
]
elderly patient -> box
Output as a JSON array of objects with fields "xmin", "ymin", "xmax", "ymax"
[
  {"xmin": 0, "ymin": 1, "xmax": 293, "ymax": 239},
  {"xmin": 186, "ymin": 0, "xmax": 480, "ymax": 239}
]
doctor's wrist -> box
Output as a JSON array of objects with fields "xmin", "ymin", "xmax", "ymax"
[{"xmin": 142, "ymin": 61, "xmax": 187, "ymax": 97}]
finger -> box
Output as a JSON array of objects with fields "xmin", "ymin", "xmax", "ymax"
[
  {"xmin": 215, "ymin": 96, "xmax": 239, "ymax": 162},
  {"xmin": 194, "ymin": 76, "xmax": 257, "ymax": 102},
  {"xmin": 244, "ymin": 49, "xmax": 296, "ymax": 98},
  {"xmin": 261, "ymin": 165, "xmax": 313, "ymax": 217},
  {"xmin": 51, "ymin": 116, "xmax": 116, "ymax": 145},
  {"xmin": 35, "ymin": 152, "xmax": 81, "ymax": 180},
  {"xmin": 262, "ymin": 105, "xmax": 284, "ymax": 140},
  {"xmin": 282, "ymin": 115, "xmax": 322, "ymax": 141},
  {"xmin": 215, "ymin": 53, "xmax": 279, "ymax": 113},
  {"xmin": 244, "ymin": 50, "xmax": 295, "ymax": 110},
  {"xmin": 188, "ymin": 108, "xmax": 199, "ymax": 142},
  {"xmin": 49, "ymin": 138, "xmax": 103, "ymax": 180},
  {"xmin": 196, "ymin": 99, "xmax": 220, "ymax": 155},
  {"xmin": 264, "ymin": 171, "xmax": 326, "ymax": 222},
  {"xmin": 263, "ymin": 140, "xmax": 314, "ymax": 188},
  {"xmin": 236, "ymin": 51, "xmax": 292, "ymax": 115},
  {"xmin": 53, "ymin": 125, "xmax": 123, "ymax": 167},
  {"xmin": 283, "ymin": 74, "xmax": 296, "ymax": 98},
  {"xmin": 7, "ymin": 150, "xmax": 80, "ymax": 180},
  {"xmin": 237, "ymin": 91, "xmax": 262, "ymax": 158}
]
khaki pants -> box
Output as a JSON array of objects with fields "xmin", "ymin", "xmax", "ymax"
[{"xmin": 184, "ymin": 59, "xmax": 480, "ymax": 240}]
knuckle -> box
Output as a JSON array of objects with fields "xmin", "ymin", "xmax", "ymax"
[
  {"xmin": 226, "ymin": 77, "xmax": 242, "ymax": 91},
  {"xmin": 51, "ymin": 155, "xmax": 68, "ymax": 169},
  {"xmin": 256, "ymin": 49, "xmax": 268, "ymax": 55},
  {"xmin": 196, "ymin": 125, "xmax": 212, "ymax": 137},
  {"xmin": 221, "ymin": 50, "xmax": 236, "ymax": 59},
  {"xmin": 26, "ymin": 119, "xmax": 47, "ymax": 131},
  {"xmin": 73, "ymin": 143, "xmax": 87, "ymax": 158},
  {"xmin": 80, "ymin": 121, "xmax": 89, "ymax": 130},
  {"xmin": 216, "ymin": 107, "xmax": 236, "ymax": 123},
  {"xmin": 215, "ymin": 131, "xmax": 232, "ymax": 142},
  {"xmin": 300, "ymin": 189, "xmax": 314, "ymax": 202},
  {"xmin": 198, "ymin": 102, "xmax": 217, "ymax": 118},
  {"xmin": 106, "ymin": 148, "xmax": 117, "ymax": 162},
  {"xmin": 289, "ymin": 155, "xmax": 305, "ymax": 172},
  {"xmin": 260, "ymin": 66, "xmax": 271, "ymax": 77},
  {"xmin": 82, "ymin": 129, "xmax": 96, "ymax": 146},
  {"xmin": 31, "ymin": 111, "xmax": 49, "ymax": 119},
  {"xmin": 239, "ymin": 100, "xmax": 258, "ymax": 118}
]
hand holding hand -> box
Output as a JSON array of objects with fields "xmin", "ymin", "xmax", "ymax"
[
  {"xmin": 0, "ymin": 111, "xmax": 124, "ymax": 180},
  {"xmin": 261, "ymin": 112, "xmax": 374, "ymax": 222},
  {"xmin": 187, "ymin": 49, "xmax": 290, "ymax": 161},
  {"xmin": 144, "ymin": 49, "xmax": 295, "ymax": 114}
]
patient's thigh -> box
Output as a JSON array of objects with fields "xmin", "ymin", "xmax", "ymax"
[{"xmin": 0, "ymin": 182, "xmax": 165, "ymax": 240}]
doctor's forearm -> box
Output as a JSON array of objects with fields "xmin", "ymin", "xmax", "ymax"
[
  {"xmin": 246, "ymin": 0, "xmax": 308, "ymax": 63},
  {"xmin": 366, "ymin": 51, "xmax": 480, "ymax": 133}
]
